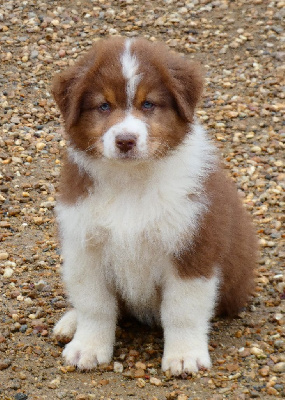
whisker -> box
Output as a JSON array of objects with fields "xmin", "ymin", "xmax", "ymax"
[{"xmin": 85, "ymin": 142, "xmax": 97, "ymax": 153}]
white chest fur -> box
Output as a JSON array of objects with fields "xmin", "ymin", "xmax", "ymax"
[{"xmin": 57, "ymin": 124, "xmax": 217, "ymax": 320}]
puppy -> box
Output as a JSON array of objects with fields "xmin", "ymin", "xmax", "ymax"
[{"xmin": 52, "ymin": 37, "xmax": 257, "ymax": 375}]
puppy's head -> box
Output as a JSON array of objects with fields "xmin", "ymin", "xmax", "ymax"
[{"xmin": 52, "ymin": 37, "xmax": 203, "ymax": 161}]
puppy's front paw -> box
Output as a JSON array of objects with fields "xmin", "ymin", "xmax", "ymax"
[
  {"xmin": 62, "ymin": 338, "xmax": 113, "ymax": 370},
  {"xmin": 53, "ymin": 309, "xmax": 77, "ymax": 343},
  {"xmin": 162, "ymin": 348, "xmax": 211, "ymax": 376}
]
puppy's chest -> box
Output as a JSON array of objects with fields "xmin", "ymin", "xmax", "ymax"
[
  {"xmin": 85, "ymin": 184, "xmax": 196, "ymax": 253},
  {"xmin": 62, "ymin": 178, "xmax": 203, "ymax": 310},
  {"xmin": 87, "ymin": 188, "xmax": 187, "ymax": 313}
]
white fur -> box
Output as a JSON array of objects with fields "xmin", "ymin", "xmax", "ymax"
[
  {"xmin": 161, "ymin": 272, "xmax": 219, "ymax": 374},
  {"xmin": 55, "ymin": 122, "xmax": 219, "ymax": 373},
  {"xmin": 121, "ymin": 39, "xmax": 141, "ymax": 109},
  {"xmin": 53, "ymin": 309, "xmax": 77, "ymax": 339},
  {"xmin": 102, "ymin": 113, "xmax": 148, "ymax": 159}
]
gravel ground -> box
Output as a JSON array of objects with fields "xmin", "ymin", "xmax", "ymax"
[{"xmin": 0, "ymin": 0, "xmax": 284, "ymax": 399}]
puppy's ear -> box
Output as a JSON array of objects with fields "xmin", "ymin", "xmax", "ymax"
[
  {"xmin": 164, "ymin": 55, "xmax": 204, "ymax": 122},
  {"xmin": 51, "ymin": 65, "xmax": 82, "ymax": 128}
]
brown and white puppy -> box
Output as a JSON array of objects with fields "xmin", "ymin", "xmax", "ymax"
[{"xmin": 52, "ymin": 37, "xmax": 257, "ymax": 375}]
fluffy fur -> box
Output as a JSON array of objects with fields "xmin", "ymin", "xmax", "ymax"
[{"xmin": 52, "ymin": 37, "xmax": 257, "ymax": 375}]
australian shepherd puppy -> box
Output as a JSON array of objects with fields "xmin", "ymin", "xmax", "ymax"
[{"xmin": 52, "ymin": 37, "xmax": 257, "ymax": 375}]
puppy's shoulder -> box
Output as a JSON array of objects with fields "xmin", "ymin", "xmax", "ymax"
[{"xmin": 58, "ymin": 152, "xmax": 94, "ymax": 205}]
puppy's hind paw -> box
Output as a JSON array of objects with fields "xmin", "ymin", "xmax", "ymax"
[{"xmin": 53, "ymin": 309, "xmax": 77, "ymax": 344}]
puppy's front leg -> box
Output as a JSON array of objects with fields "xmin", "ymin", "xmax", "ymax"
[
  {"xmin": 60, "ymin": 247, "xmax": 117, "ymax": 370},
  {"xmin": 161, "ymin": 272, "xmax": 219, "ymax": 376}
]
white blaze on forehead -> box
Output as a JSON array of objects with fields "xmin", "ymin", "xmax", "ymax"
[
  {"xmin": 103, "ymin": 114, "xmax": 148, "ymax": 159},
  {"xmin": 121, "ymin": 39, "xmax": 141, "ymax": 109}
]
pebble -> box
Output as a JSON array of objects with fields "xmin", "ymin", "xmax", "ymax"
[
  {"xmin": 0, "ymin": 359, "xmax": 12, "ymax": 370},
  {"xmin": 136, "ymin": 378, "xmax": 146, "ymax": 388},
  {"xmin": 113, "ymin": 361, "xmax": 124, "ymax": 373},
  {"xmin": 250, "ymin": 347, "xmax": 266, "ymax": 358},
  {"xmin": 134, "ymin": 368, "xmax": 145, "ymax": 378},
  {"xmin": 57, "ymin": 391, "xmax": 68, "ymax": 399},
  {"xmin": 273, "ymin": 362, "xmax": 285, "ymax": 373},
  {"xmin": 274, "ymin": 384, "xmax": 284, "ymax": 392},
  {"xmin": 258, "ymin": 366, "xmax": 269, "ymax": 376},
  {"xmin": 3, "ymin": 267, "xmax": 14, "ymax": 278},
  {"xmin": 267, "ymin": 387, "xmax": 279, "ymax": 396},
  {"xmin": 30, "ymin": 50, "xmax": 39, "ymax": 59},
  {"xmin": 48, "ymin": 377, "xmax": 61, "ymax": 389},
  {"xmin": 149, "ymin": 377, "xmax": 162, "ymax": 386},
  {"xmin": 34, "ymin": 279, "xmax": 47, "ymax": 291},
  {"xmin": 36, "ymin": 142, "xmax": 46, "ymax": 151},
  {"xmin": 0, "ymin": 0, "xmax": 284, "ymax": 398},
  {"xmin": 14, "ymin": 394, "xmax": 28, "ymax": 400},
  {"xmin": 0, "ymin": 252, "xmax": 9, "ymax": 260}
]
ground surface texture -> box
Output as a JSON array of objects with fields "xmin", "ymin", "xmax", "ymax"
[{"xmin": 0, "ymin": 0, "xmax": 284, "ymax": 399}]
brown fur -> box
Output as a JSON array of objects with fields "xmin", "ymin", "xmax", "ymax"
[
  {"xmin": 52, "ymin": 37, "xmax": 257, "ymax": 317},
  {"xmin": 173, "ymin": 168, "xmax": 257, "ymax": 316},
  {"xmin": 52, "ymin": 37, "xmax": 203, "ymax": 161},
  {"xmin": 58, "ymin": 154, "xmax": 94, "ymax": 204}
]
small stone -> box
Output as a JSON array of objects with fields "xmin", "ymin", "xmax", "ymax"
[
  {"xmin": 135, "ymin": 361, "xmax": 146, "ymax": 370},
  {"xmin": 113, "ymin": 361, "xmax": 124, "ymax": 373},
  {"xmin": 48, "ymin": 377, "xmax": 61, "ymax": 389},
  {"xmin": 75, "ymin": 395, "xmax": 89, "ymax": 400},
  {"xmin": 250, "ymin": 347, "xmax": 265, "ymax": 358},
  {"xmin": 0, "ymin": 252, "xmax": 9, "ymax": 260},
  {"xmin": 57, "ymin": 392, "xmax": 68, "ymax": 399},
  {"xmin": 274, "ymin": 384, "xmax": 284, "ymax": 392},
  {"xmin": 177, "ymin": 395, "xmax": 188, "ymax": 400},
  {"xmin": 259, "ymin": 366, "xmax": 269, "ymax": 376},
  {"xmin": 150, "ymin": 377, "xmax": 162, "ymax": 386},
  {"xmin": 33, "ymin": 217, "xmax": 43, "ymax": 224},
  {"xmin": 10, "ymin": 116, "xmax": 20, "ymax": 124},
  {"xmin": 274, "ymin": 340, "xmax": 284, "ymax": 349},
  {"xmin": 35, "ymin": 280, "xmax": 47, "ymax": 291},
  {"xmin": 30, "ymin": 50, "xmax": 39, "ymax": 59},
  {"xmin": 20, "ymin": 325, "xmax": 28, "ymax": 333},
  {"xmin": 136, "ymin": 378, "xmax": 146, "ymax": 388},
  {"xmin": 267, "ymin": 387, "xmax": 279, "ymax": 396},
  {"xmin": 134, "ymin": 368, "xmax": 145, "ymax": 378},
  {"xmin": 3, "ymin": 267, "xmax": 14, "ymax": 278},
  {"xmin": 14, "ymin": 394, "xmax": 28, "ymax": 400},
  {"xmin": 251, "ymin": 146, "xmax": 262, "ymax": 153},
  {"xmin": 249, "ymin": 390, "xmax": 260, "ymax": 398},
  {"xmin": 98, "ymin": 379, "xmax": 109, "ymax": 386},
  {"xmin": 36, "ymin": 142, "xmax": 46, "ymax": 151},
  {"xmin": 273, "ymin": 362, "xmax": 285, "ymax": 373},
  {"xmin": 58, "ymin": 49, "xmax": 66, "ymax": 57},
  {"xmin": 0, "ymin": 358, "xmax": 12, "ymax": 370}
]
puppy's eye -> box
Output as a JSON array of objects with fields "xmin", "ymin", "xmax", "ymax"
[
  {"xmin": 142, "ymin": 101, "xmax": 155, "ymax": 111},
  {"xmin": 98, "ymin": 102, "xmax": 111, "ymax": 112}
]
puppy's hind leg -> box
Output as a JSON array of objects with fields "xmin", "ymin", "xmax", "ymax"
[{"xmin": 53, "ymin": 309, "xmax": 77, "ymax": 343}]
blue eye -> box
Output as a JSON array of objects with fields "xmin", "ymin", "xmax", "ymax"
[
  {"xmin": 142, "ymin": 101, "xmax": 155, "ymax": 110},
  {"xmin": 99, "ymin": 102, "xmax": 111, "ymax": 112}
]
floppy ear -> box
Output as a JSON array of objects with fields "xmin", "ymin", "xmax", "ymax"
[
  {"xmin": 163, "ymin": 54, "xmax": 204, "ymax": 122},
  {"xmin": 51, "ymin": 65, "xmax": 83, "ymax": 128}
]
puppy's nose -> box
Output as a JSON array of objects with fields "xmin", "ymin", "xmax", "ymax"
[{"xmin": 115, "ymin": 134, "xmax": 136, "ymax": 153}]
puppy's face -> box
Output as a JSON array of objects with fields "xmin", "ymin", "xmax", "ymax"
[{"xmin": 52, "ymin": 38, "xmax": 203, "ymax": 161}]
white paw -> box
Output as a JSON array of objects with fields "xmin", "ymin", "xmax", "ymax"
[
  {"xmin": 162, "ymin": 348, "xmax": 211, "ymax": 376},
  {"xmin": 62, "ymin": 338, "xmax": 112, "ymax": 370},
  {"xmin": 53, "ymin": 309, "xmax": 77, "ymax": 343}
]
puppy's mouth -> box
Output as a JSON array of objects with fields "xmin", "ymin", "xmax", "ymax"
[{"xmin": 112, "ymin": 150, "xmax": 148, "ymax": 162}]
